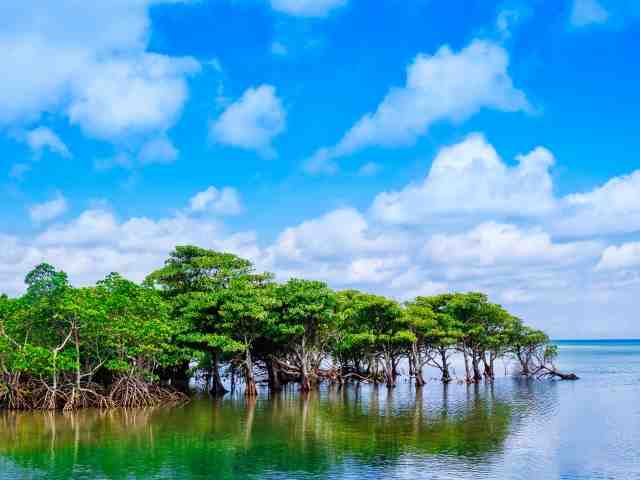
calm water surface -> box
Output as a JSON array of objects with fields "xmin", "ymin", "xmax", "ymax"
[{"xmin": 1, "ymin": 340, "xmax": 639, "ymax": 479}]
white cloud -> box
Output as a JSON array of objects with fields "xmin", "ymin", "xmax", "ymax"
[
  {"xmin": 267, "ymin": 208, "xmax": 409, "ymax": 262},
  {"xmin": 0, "ymin": 190, "xmax": 261, "ymax": 295},
  {"xmin": 24, "ymin": 127, "xmax": 71, "ymax": 158},
  {"xmin": 210, "ymin": 85, "xmax": 286, "ymax": 158},
  {"xmin": 305, "ymin": 39, "xmax": 529, "ymax": 173},
  {"xmin": 0, "ymin": 1, "xmax": 199, "ymax": 143},
  {"xmin": 597, "ymin": 242, "xmax": 640, "ymax": 271},
  {"xmin": 571, "ymin": 0, "xmax": 610, "ymax": 27},
  {"xmin": 138, "ymin": 135, "xmax": 179, "ymax": 165},
  {"xmin": 0, "ymin": 214, "xmax": 259, "ymax": 296},
  {"xmin": 270, "ymin": 0, "xmax": 347, "ymax": 17},
  {"xmin": 557, "ymin": 170, "xmax": 640, "ymax": 236},
  {"xmin": 371, "ymin": 133, "xmax": 555, "ymax": 224},
  {"xmin": 6, "ymin": 130, "xmax": 640, "ymax": 336},
  {"xmin": 0, "ymin": 171, "xmax": 637, "ymax": 337},
  {"xmin": 424, "ymin": 222, "xmax": 601, "ymax": 268},
  {"xmin": 37, "ymin": 209, "xmax": 118, "ymax": 245},
  {"xmin": 388, "ymin": 268, "xmax": 449, "ymax": 300},
  {"xmin": 189, "ymin": 186, "xmax": 243, "ymax": 215},
  {"xmin": 29, "ymin": 192, "xmax": 68, "ymax": 223},
  {"xmin": 67, "ymin": 54, "xmax": 199, "ymax": 139}
]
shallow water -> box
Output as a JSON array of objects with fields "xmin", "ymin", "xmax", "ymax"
[{"xmin": 1, "ymin": 340, "xmax": 639, "ymax": 479}]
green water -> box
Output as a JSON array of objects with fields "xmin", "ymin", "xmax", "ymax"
[
  {"xmin": 1, "ymin": 341, "xmax": 639, "ymax": 479},
  {"xmin": 0, "ymin": 388, "xmax": 513, "ymax": 479}
]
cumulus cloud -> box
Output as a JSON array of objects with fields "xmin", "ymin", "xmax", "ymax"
[
  {"xmin": 67, "ymin": 54, "xmax": 199, "ymax": 140},
  {"xmin": 5, "ymin": 131, "xmax": 640, "ymax": 336},
  {"xmin": 263, "ymin": 208, "xmax": 416, "ymax": 289},
  {"xmin": 0, "ymin": 170, "xmax": 634, "ymax": 337},
  {"xmin": 424, "ymin": 222, "xmax": 601, "ymax": 268},
  {"xmin": 371, "ymin": 133, "xmax": 555, "ymax": 224},
  {"xmin": 305, "ymin": 39, "xmax": 529, "ymax": 174},
  {"xmin": 28, "ymin": 192, "xmax": 68, "ymax": 223},
  {"xmin": 270, "ymin": 0, "xmax": 347, "ymax": 17},
  {"xmin": 557, "ymin": 170, "xmax": 640, "ymax": 236},
  {"xmin": 571, "ymin": 0, "xmax": 610, "ymax": 27},
  {"xmin": 210, "ymin": 85, "xmax": 286, "ymax": 158},
  {"xmin": 597, "ymin": 243, "xmax": 640, "ymax": 271},
  {"xmin": 267, "ymin": 208, "xmax": 409, "ymax": 262},
  {"xmin": 189, "ymin": 186, "xmax": 243, "ymax": 215},
  {"xmin": 0, "ymin": 197, "xmax": 261, "ymax": 296},
  {"xmin": 24, "ymin": 127, "xmax": 71, "ymax": 158},
  {"xmin": 0, "ymin": 1, "xmax": 199, "ymax": 143}
]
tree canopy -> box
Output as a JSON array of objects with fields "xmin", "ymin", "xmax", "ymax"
[{"xmin": 0, "ymin": 245, "xmax": 570, "ymax": 410}]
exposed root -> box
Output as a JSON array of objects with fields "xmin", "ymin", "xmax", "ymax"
[
  {"xmin": 535, "ymin": 365, "xmax": 579, "ymax": 380},
  {"xmin": 0, "ymin": 379, "xmax": 32, "ymax": 410},
  {"xmin": 0, "ymin": 376, "xmax": 188, "ymax": 411},
  {"xmin": 63, "ymin": 384, "xmax": 113, "ymax": 411},
  {"xmin": 108, "ymin": 376, "xmax": 189, "ymax": 408}
]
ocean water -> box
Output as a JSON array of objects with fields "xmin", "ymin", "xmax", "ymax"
[{"xmin": 0, "ymin": 340, "xmax": 639, "ymax": 479}]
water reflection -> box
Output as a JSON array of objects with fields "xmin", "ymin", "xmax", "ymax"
[
  {"xmin": 3, "ymin": 342, "xmax": 639, "ymax": 479},
  {"xmin": 0, "ymin": 384, "xmax": 521, "ymax": 479}
]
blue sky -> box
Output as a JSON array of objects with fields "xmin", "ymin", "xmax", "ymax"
[{"xmin": 2, "ymin": 0, "xmax": 640, "ymax": 337}]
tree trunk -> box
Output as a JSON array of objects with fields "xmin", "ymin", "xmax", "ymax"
[
  {"xmin": 300, "ymin": 357, "xmax": 311, "ymax": 392},
  {"xmin": 392, "ymin": 356, "xmax": 399, "ymax": 380},
  {"xmin": 411, "ymin": 343, "xmax": 425, "ymax": 387},
  {"xmin": 518, "ymin": 352, "xmax": 530, "ymax": 376},
  {"xmin": 471, "ymin": 351, "xmax": 482, "ymax": 383},
  {"xmin": 230, "ymin": 364, "xmax": 237, "ymax": 393},
  {"xmin": 440, "ymin": 349, "xmax": 451, "ymax": 383},
  {"xmin": 415, "ymin": 367, "xmax": 426, "ymax": 387},
  {"xmin": 266, "ymin": 358, "xmax": 282, "ymax": 392},
  {"xmin": 209, "ymin": 352, "xmax": 227, "ymax": 396},
  {"xmin": 383, "ymin": 354, "xmax": 395, "ymax": 388},
  {"xmin": 462, "ymin": 349, "xmax": 471, "ymax": 383},
  {"xmin": 486, "ymin": 353, "xmax": 495, "ymax": 381},
  {"xmin": 74, "ymin": 328, "xmax": 81, "ymax": 392},
  {"xmin": 244, "ymin": 347, "xmax": 257, "ymax": 397},
  {"xmin": 298, "ymin": 341, "xmax": 314, "ymax": 393}
]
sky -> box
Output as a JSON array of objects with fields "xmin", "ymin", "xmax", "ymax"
[{"xmin": 1, "ymin": 0, "xmax": 640, "ymax": 338}]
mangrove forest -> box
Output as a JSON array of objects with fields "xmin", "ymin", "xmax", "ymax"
[{"xmin": 0, "ymin": 245, "xmax": 573, "ymax": 411}]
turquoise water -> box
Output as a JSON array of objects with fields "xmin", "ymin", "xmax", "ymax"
[{"xmin": 0, "ymin": 340, "xmax": 639, "ymax": 479}]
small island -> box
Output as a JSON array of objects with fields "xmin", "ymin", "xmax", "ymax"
[{"xmin": 0, "ymin": 245, "xmax": 575, "ymax": 411}]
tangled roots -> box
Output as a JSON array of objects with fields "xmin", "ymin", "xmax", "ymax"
[{"xmin": 108, "ymin": 376, "xmax": 189, "ymax": 408}]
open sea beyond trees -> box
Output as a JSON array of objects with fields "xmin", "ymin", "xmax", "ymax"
[{"xmin": 0, "ymin": 340, "xmax": 638, "ymax": 480}]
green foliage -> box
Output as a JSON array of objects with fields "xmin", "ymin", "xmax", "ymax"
[
  {"xmin": 274, "ymin": 279, "xmax": 337, "ymax": 349},
  {"xmin": 0, "ymin": 246, "xmax": 559, "ymax": 408}
]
